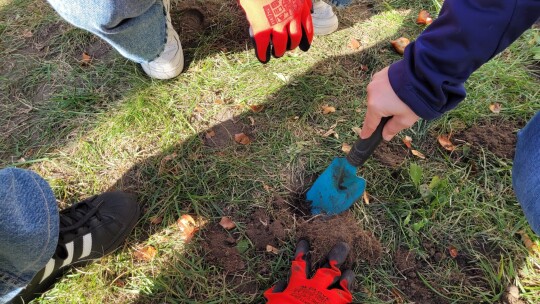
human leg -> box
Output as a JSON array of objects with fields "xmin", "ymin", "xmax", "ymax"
[
  {"xmin": 513, "ymin": 111, "xmax": 540, "ymax": 235},
  {"xmin": 47, "ymin": 0, "xmax": 183, "ymax": 78},
  {"xmin": 0, "ymin": 168, "xmax": 59, "ymax": 304}
]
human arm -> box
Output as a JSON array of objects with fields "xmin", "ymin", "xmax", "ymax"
[{"xmin": 361, "ymin": 0, "xmax": 540, "ymax": 140}]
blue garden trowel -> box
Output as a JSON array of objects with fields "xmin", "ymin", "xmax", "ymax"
[{"xmin": 307, "ymin": 117, "xmax": 390, "ymax": 215}]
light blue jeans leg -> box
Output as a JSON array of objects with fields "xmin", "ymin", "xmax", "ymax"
[
  {"xmin": 513, "ymin": 111, "xmax": 540, "ymax": 235},
  {"xmin": 0, "ymin": 168, "xmax": 59, "ymax": 304},
  {"xmin": 46, "ymin": 0, "xmax": 167, "ymax": 63}
]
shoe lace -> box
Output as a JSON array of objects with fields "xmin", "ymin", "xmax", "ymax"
[{"xmin": 59, "ymin": 196, "xmax": 104, "ymax": 233}]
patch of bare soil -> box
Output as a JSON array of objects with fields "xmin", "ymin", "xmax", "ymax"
[
  {"xmin": 373, "ymin": 141, "xmax": 408, "ymax": 168},
  {"xmin": 453, "ymin": 119, "xmax": 523, "ymax": 159},
  {"xmin": 393, "ymin": 248, "xmax": 447, "ymax": 304},
  {"xmin": 202, "ymin": 118, "xmax": 253, "ymax": 148},
  {"xmin": 298, "ymin": 212, "xmax": 382, "ymax": 266},
  {"xmin": 245, "ymin": 208, "xmax": 293, "ymax": 251},
  {"xmin": 202, "ymin": 223, "xmax": 245, "ymax": 272}
]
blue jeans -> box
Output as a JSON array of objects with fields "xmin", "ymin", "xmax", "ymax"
[
  {"xmin": 46, "ymin": 0, "xmax": 167, "ymax": 63},
  {"xmin": 513, "ymin": 111, "xmax": 540, "ymax": 235},
  {"xmin": 0, "ymin": 168, "xmax": 59, "ymax": 304}
]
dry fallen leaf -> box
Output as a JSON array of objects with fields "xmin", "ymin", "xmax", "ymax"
[
  {"xmin": 363, "ymin": 191, "xmax": 370, "ymax": 205},
  {"xmin": 352, "ymin": 127, "xmax": 362, "ymax": 137},
  {"xmin": 177, "ymin": 214, "xmax": 199, "ymax": 243},
  {"xmin": 348, "ymin": 37, "xmax": 361, "ymax": 50},
  {"xmin": 437, "ymin": 135, "xmax": 456, "ymax": 151},
  {"xmin": 205, "ymin": 129, "xmax": 216, "ymax": 139},
  {"xmin": 134, "ymin": 245, "xmax": 157, "ymax": 261},
  {"xmin": 519, "ymin": 230, "xmax": 539, "ymax": 254},
  {"xmin": 81, "ymin": 52, "xmax": 92, "ymax": 65},
  {"xmin": 149, "ymin": 216, "xmax": 163, "ymax": 225},
  {"xmin": 219, "ymin": 216, "xmax": 236, "ymax": 230},
  {"xmin": 266, "ymin": 244, "xmax": 280, "ymax": 254},
  {"xmin": 342, "ymin": 142, "xmax": 352, "ymax": 154},
  {"xmin": 360, "ymin": 64, "xmax": 369, "ymax": 72},
  {"xmin": 248, "ymin": 116, "xmax": 255, "ymax": 126},
  {"xmin": 448, "ymin": 245, "xmax": 458, "ymax": 258},
  {"xmin": 391, "ymin": 37, "xmax": 410, "ymax": 55},
  {"xmin": 321, "ymin": 104, "xmax": 336, "ymax": 114},
  {"xmin": 274, "ymin": 72, "xmax": 290, "ymax": 82},
  {"xmin": 249, "ymin": 104, "xmax": 265, "ymax": 113},
  {"xmin": 402, "ymin": 136, "xmax": 413, "ymax": 149},
  {"xmin": 489, "ymin": 102, "xmax": 502, "ymax": 114},
  {"xmin": 22, "ymin": 29, "xmax": 33, "ymax": 38},
  {"xmin": 234, "ymin": 133, "xmax": 252, "ymax": 145},
  {"xmin": 411, "ymin": 149, "xmax": 426, "ymax": 159},
  {"xmin": 391, "ymin": 288, "xmax": 404, "ymax": 304},
  {"xmin": 416, "ymin": 10, "xmax": 433, "ymax": 25},
  {"xmin": 214, "ymin": 99, "xmax": 225, "ymax": 105}
]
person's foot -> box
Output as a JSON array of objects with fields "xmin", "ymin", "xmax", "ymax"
[
  {"xmin": 12, "ymin": 192, "xmax": 140, "ymax": 303},
  {"xmin": 141, "ymin": 0, "xmax": 184, "ymax": 79},
  {"xmin": 312, "ymin": 0, "xmax": 339, "ymax": 36}
]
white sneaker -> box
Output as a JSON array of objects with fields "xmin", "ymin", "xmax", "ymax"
[
  {"xmin": 141, "ymin": 0, "xmax": 184, "ymax": 79},
  {"xmin": 312, "ymin": 0, "xmax": 339, "ymax": 36}
]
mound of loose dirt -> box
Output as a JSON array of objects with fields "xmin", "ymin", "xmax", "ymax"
[
  {"xmin": 202, "ymin": 223, "xmax": 245, "ymax": 272},
  {"xmin": 298, "ymin": 212, "xmax": 382, "ymax": 266},
  {"xmin": 373, "ymin": 141, "xmax": 408, "ymax": 168},
  {"xmin": 245, "ymin": 208, "xmax": 293, "ymax": 251},
  {"xmin": 454, "ymin": 119, "xmax": 522, "ymax": 159}
]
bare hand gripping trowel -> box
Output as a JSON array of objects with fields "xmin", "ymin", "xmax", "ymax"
[{"xmin": 306, "ymin": 117, "xmax": 390, "ymax": 215}]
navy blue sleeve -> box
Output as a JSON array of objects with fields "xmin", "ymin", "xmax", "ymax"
[{"xmin": 388, "ymin": 0, "xmax": 540, "ymax": 120}]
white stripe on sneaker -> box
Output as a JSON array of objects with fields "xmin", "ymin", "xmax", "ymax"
[
  {"xmin": 60, "ymin": 241, "xmax": 74, "ymax": 268},
  {"xmin": 80, "ymin": 233, "xmax": 92, "ymax": 258},
  {"xmin": 39, "ymin": 258, "xmax": 56, "ymax": 283}
]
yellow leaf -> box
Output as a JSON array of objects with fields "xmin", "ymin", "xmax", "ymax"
[
  {"xmin": 342, "ymin": 143, "xmax": 352, "ymax": 154},
  {"xmin": 348, "ymin": 37, "xmax": 361, "ymax": 50},
  {"xmin": 402, "ymin": 136, "xmax": 413, "ymax": 149},
  {"xmin": 321, "ymin": 104, "xmax": 336, "ymax": 115},
  {"xmin": 391, "ymin": 37, "xmax": 410, "ymax": 55},
  {"xmin": 411, "ymin": 149, "xmax": 426, "ymax": 159},
  {"xmin": 363, "ymin": 191, "xmax": 370, "ymax": 205},
  {"xmin": 266, "ymin": 245, "xmax": 279, "ymax": 254},
  {"xmin": 489, "ymin": 102, "xmax": 502, "ymax": 114},
  {"xmin": 437, "ymin": 134, "xmax": 456, "ymax": 151},
  {"xmin": 134, "ymin": 245, "xmax": 157, "ymax": 261}
]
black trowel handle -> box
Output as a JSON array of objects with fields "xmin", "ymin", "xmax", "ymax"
[{"xmin": 346, "ymin": 116, "xmax": 391, "ymax": 167}]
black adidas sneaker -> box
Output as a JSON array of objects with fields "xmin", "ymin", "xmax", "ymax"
[{"xmin": 11, "ymin": 191, "xmax": 140, "ymax": 303}]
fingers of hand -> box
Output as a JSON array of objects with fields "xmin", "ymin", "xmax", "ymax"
[
  {"xmin": 253, "ymin": 31, "xmax": 272, "ymax": 63},
  {"xmin": 382, "ymin": 115, "xmax": 418, "ymax": 141},
  {"xmin": 360, "ymin": 110, "xmax": 382, "ymax": 139},
  {"xmin": 271, "ymin": 30, "xmax": 288, "ymax": 58}
]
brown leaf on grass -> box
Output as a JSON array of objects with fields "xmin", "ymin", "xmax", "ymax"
[
  {"xmin": 518, "ymin": 230, "xmax": 539, "ymax": 254},
  {"xmin": 134, "ymin": 245, "xmax": 157, "ymax": 261},
  {"xmin": 149, "ymin": 216, "xmax": 163, "ymax": 225},
  {"xmin": 266, "ymin": 244, "xmax": 279, "ymax": 254},
  {"xmin": 489, "ymin": 102, "xmax": 502, "ymax": 114},
  {"xmin": 411, "ymin": 149, "xmax": 426, "ymax": 159},
  {"xmin": 402, "ymin": 136, "xmax": 413, "ymax": 149},
  {"xmin": 391, "ymin": 288, "xmax": 404, "ymax": 304},
  {"xmin": 22, "ymin": 29, "xmax": 33, "ymax": 38},
  {"xmin": 416, "ymin": 10, "xmax": 433, "ymax": 25},
  {"xmin": 360, "ymin": 64, "xmax": 369, "ymax": 71},
  {"xmin": 352, "ymin": 127, "xmax": 362, "ymax": 137},
  {"xmin": 391, "ymin": 37, "xmax": 410, "ymax": 55},
  {"xmin": 234, "ymin": 133, "xmax": 252, "ymax": 145},
  {"xmin": 81, "ymin": 52, "xmax": 92, "ymax": 65},
  {"xmin": 249, "ymin": 104, "xmax": 265, "ymax": 113},
  {"xmin": 248, "ymin": 116, "xmax": 255, "ymax": 126},
  {"xmin": 113, "ymin": 279, "xmax": 126, "ymax": 288},
  {"xmin": 437, "ymin": 135, "xmax": 456, "ymax": 151},
  {"xmin": 321, "ymin": 104, "xmax": 336, "ymax": 114},
  {"xmin": 348, "ymin": 38, "xmax": 361, "ymax": 50},
  {"xmin": 219, "ymin": 216, "xmax": 236, "ymax": 230},
  {"xmin": 322, "ymin": 129, "xmax": 337, "ymax": 138},
  {"xmin": 214, "ymin": 99, "xmax": 225, "ymax": 105},
  {"xmin": 448, "ymin": 245, "xmax": 458, "ymax": 258},
  {"xmin": 363, "ymin": 191, "xmax": 370, "ymax": 205},
  {"xmin": 342, "ymin": 143, "xmax": 352, "ymax": 154},
  {"xmin": 205, "ymin": 129, "xmax": 216, "ymax": 139},
  {"xmin": 177, "ymin": 214, "xmax": 199, "ymax": 243}
]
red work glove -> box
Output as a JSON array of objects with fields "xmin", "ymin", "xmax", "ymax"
[
  {"xmin": 264, "ymin": 240, "xmax": 354, "ymax": 304},
  {"xmin": 238, "ymin": 0, "xmax": 314, "ymax": 63}
]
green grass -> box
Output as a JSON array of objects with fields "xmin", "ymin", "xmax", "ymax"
[{"xmin": 1, "ymin": 0, "xmax": 540, "ymax": 303}]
